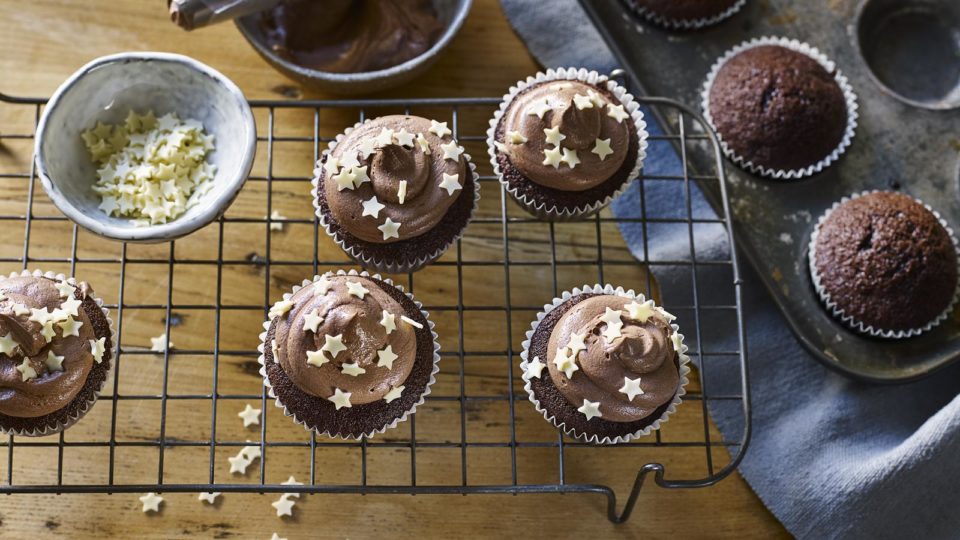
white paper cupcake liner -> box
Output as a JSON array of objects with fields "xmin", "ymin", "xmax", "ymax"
[
  {"xmin": 487, "ymin": 67, "xmax": 649, "ymax": 221},
  {"xmin": 0, "ymin": 269, "xmax": 114, "ymax": 437},
  {"xmin": 311, "ymin": 119, "xmax": 481, "ymax": 274},
  {"xmin": 519, "ymin": 283, "xmax": 690, "ymax": 445},
  {"xmin": 700, "ymin": 36, "xmax": 859, "ymax": 180},
  {"xmin": 258, "ymin": 269, "xmax": 440, "ymax": 440},
  {"xmin": 624, "ymin": 0, "xmax": 746, "ymax": 30},
  {"xmin": 808, "ymin": 191, "xmax": 960, "ymax": 339}
]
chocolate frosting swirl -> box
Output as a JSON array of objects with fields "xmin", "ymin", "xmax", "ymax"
[
  {"xmin": 499, "ymin": 80, "xmax": 630, "ymax": 192},
  {"xmin": 0, "ymin": 276, "xmax": 98, "ymax": 418},
  {"xmin": 546, "ymin": 295, "xmax": 679, "ymax": 422},
  {"xmin": 323, "ymin": 115, "xmax": 467, "ymax": 244},
  {"xmin": 273, "ymin": 275, "xmax": 417, "ymax": 405}
]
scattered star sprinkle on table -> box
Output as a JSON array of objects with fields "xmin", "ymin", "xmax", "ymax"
[
  {"xmin": 238, "ymin": 404, "xmax": 262, "ymax": 427},
  {"xmin": 271, "ymin": 494, "xmax": 296, "ymax": 518},
  {"xmin": 139, "ymin": 492, "xmax": 163, "ymax": 513},
  {"xmin": 268, "ymin": 210, "xmax": 286, "ymax": 232},
  {"xmin": 198, "ymin": 492, "xmax": 221, "ymax": 504},
  {"xmin": 149, "ymin": 333, "xmax": 173, "ymax": 353},
  {"xmin": 228, "ymin": 453, "xmax": 252, "ymax": 475},
  {"xmin": 271, "ymin": 533, "xmax": 287, "ymax": 540},
  {"xmin": 282, "ymin": 475, "xmax": 304, "ymax": 498}
]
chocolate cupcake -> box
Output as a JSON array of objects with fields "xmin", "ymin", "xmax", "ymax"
[
  {"xmin": 520, "ymin": 284, "xmax": 689, "ymax": 444},
  {"xmin": 258, "ymin": 270, "xmax": 439, "ymax": 439},
  {"xmin": 702, "ymin": 37, "xmax": 858, "ymax": 179},
  {"xmin": 624, "ymin": 0, "xmax": 746, "ymax": 29},
  {"xmin": 488, "ymin": 68, "xmax": 648, "ymax": 220},
  {"xmin": 0, "ymin": 270, "xmax": 113, "ymax": 436},
  {"xmin": 809, "ymin": 191, "xmax": 960, "ymax": 338},
  {"xmin": 312, "ymin": 115, "xmax": 479, "ymax": 273}
]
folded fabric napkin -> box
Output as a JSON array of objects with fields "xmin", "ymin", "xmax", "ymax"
[{"xmin": 499, "ymin": 1, "xmax": 960, "ymax": 538}]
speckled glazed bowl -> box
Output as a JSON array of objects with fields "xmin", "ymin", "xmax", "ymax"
[{"xmin": 34, "ymin": 52, "xmax": 256, "ymax": 243}]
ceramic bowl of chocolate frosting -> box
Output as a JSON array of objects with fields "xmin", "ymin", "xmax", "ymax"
[{"xmin": 235, "ymin": 0, "xmax": 471, "ymax": 94}]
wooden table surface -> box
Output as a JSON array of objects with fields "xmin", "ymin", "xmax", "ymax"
[{"xmin": 0, "ymin": 0, "xmax": 788, "ymax": 537}]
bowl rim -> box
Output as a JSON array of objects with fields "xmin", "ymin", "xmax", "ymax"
[
  {"xmin": 34, "ymin": 51, "xmax": 257, "ymax": 242},
  {"xmin": 234, "ymin": 0, "xmax": 472, "ymax": 84}
]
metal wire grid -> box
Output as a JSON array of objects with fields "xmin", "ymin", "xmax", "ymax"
[{"xmin": 0, "ymin": 91, "xmax": 749, "ymax": 523}]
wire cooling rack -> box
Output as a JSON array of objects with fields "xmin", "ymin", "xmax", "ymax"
[{"xmin": 0, "ymin": 87, "xmax": 748, "ymax": 523}]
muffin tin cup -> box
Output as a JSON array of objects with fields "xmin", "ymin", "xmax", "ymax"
[
  {"xmin": 258, "ymin": 269, "xmax": 441, "ymax": 440},
  {"xmin": 311, "ymin": 119, "xmax": 481, "ymax": 274},
  {"xmin": 623, "ymin": 0, "xmax": 747, "ymax": 30},
  {"xmin": 0, "ymin": 269, "xmax": 114, "ymax": 437},
  {"xmin": 808, "ymin": 191, "xmax": 960, "ymax": 339},
  {"xmin": 519, "ymin": 283, "xmax": 690, "ymax": 445},
  {"xmin": 487, "ymin": 67, "xmax": 649, "ymax": 221},
  {"xmin": 700, "ymin": 36, "xmax": 860, "ymax": 180}
]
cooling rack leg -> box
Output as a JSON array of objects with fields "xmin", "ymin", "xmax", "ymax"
[{"xmin": 606, "ymin": 464, "xmax": 664, "ymax": 524}]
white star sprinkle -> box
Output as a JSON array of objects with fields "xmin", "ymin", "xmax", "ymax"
[
  {"xmin": 671, "ymin": 332, "xmax": 685, "ymax": 353},
  {"xmin": 394, "ymin": 128, "xmax": 415, "ymax": 147},
  {"xmin": 28, "ymin": 307, "xmax": 54, "ymax": 325},
  {"xmin": 198, "ymin": 492, "xmax": 220, "ymax": 504},
  {"xmin": 16, "ymin": 358, "xmax": 36, "ymax": 381},
  {"xmin": 526, "ymin": 356, "xmax": 546, "ymax": 378},
  {"xmin": 62, "ymin": 298, "xmax": 82, "ymax": 317},
  {"xmin": 506, "ymin": 130, "xmax": 528, "ymax": 144},
  {"xmin": 329, "ymin": 388, "xmax": 352, "ymax": 410},
  {"xmin": 377, "ymin": 345, "xmax": 398, "ymax": 369},
  {"xmin": 600, "ymin": 307, "xmax": 624, "ymax": 343},
  {"xmin": 624, "ymin": 300, "xmax": 656, "ymax": 323},
  {"xmin": 560, "ymin": 148, "xmax": 580, "ymax": 168},
  {"xmin": 312, "ymin": 276, "xmax": 332, "ymax": 296},
  {"xmin": 340, "ymin": 152, "xmax": 361, "ymax": 170},
  {"xmin": 240, "ymin": 444, "xmax": 262, "ymax": 461},
  {"xmin": 351, "ymin": 166, "xmax": 371, "ymax": 188},
  {"xmin": 553, "ymin": 347, "xmax": 579, "ymax": 379},
  {"xmin": 282, "ymin": 475, "xmax": 304, "ymax": 497},
  {"xmin": 578, "ymin": 399, "xmax": 602, "ymax": 421},
  {"xmin": 228, "ymin": 453, "xmax": 252, "ymax": 474},
  {"xmin": 139, "ymin": 492, "xmax": 163, "ymax": 513},
  {"xmin": 440, "ymin": 141, "xmax": 464, "ymax": 162},
  {"xmin": 302, "ymin": 309, "xmax": 324, "ymax": 333},
  {"xmin": 0, "ymin": 333, "xmax": 18, "ymax": 356},
  {"xmin": 268, "ymin": 300, "xmax": 294, "ymax": 320},
  {"xmin": 600, "ymin": 307, "xmax": 623, "ymax": 326},
  {"xmin": 588, "ymin": 89, "xmax": 604, "ymax": 107},
  {"xmin": 620, "ymin": 376, "xmax": 645, "ymax": 401},
  {"xmin": 592, "ymin": 138, "xmax": 614, "ymax": 160},
  {"xmin": 10, "ymin": 303, "xmax": 29, "ymax": 316},
  {"xmin": 306, "ymin": 349, "xmax": 329, "ymax": 368},
  {"xmin": 54, "ymin": 281, "xmax": 76, "ymax": 298},
  {"xmin": 542, "ymin": 147, "xmax": 562, "ymax": 168},
  {"xmin": 378, "ymin": 217, "xmax": 401, "ymax": 240},
  {"xmin": 238, "ymin": 404, "xmax": 262, "ymax": 427},
  {"xmin": 543, "ymin": 126, "xmax": 566, "ymax": 146},
  {"xmin": 89, "ymin": 337, "xmax": 107, "ymax": 363},
  {"xmin": 45, "ymin": 350, "xmax": 65, "ymax": 372},
  {"xmin": 400, "ymin": 315, "xmax": 423, "ymax": 329},
  {"xmin": 384, "ymin": 385, "xmax": 404, "ymax": 403},
  {"xmin": 566, "ymin": 332, "xmax": 587, "ymax": 358},
  {"xmin": 398, "ymin": 180, "xmax": 408, "ymax": 204},
  {"xmin": 268, "ymin": 210, "xmax": 286, "ymax": 232},
  {"xmin": 438, "ymin": 173, "xmax": 461, "ymax": 195},
  {"xmin": 272, "ymin": 494, "xmax": 295, "ymax": 518},
  {"xmin": 323, "ymin": 156, "xmax": 341, "ymax": 176},
  {"xmin": 527, "ymin": 98, "xmax": 552, "ymax": 119},
  {"xmin": 40, "ymin": 322, "xmax": 56, "ymax": 343},
  {"xmin": 375, "ymin": 128, "xmax": 395, "ymax": 147},
  {"xmin": 429, "ymin": 120, "xmax": 451, "ymax": 138},
  {"xmin": 58, "ymin": 317, "xmax": 82, "ymax": 338},
  {"xmin": 341, "ymin": 361, "xmax": 366, "ymax": 376},
  {"xmin": 416, "ymin": 133, "xmax": 431, "ymax": 154},
  {"xmin": 332, "ymin": 167, "xmax": 357, "ymax": 191},
  {"xmin": 321, "ymin": 334, "xmax": 347, "ymax": 359},
  {"xmin": 572, "ymin": 93, "xmax": 595, "ymax": 110},
  {"xmin": 607, "ymin": 104, "xmax": 629, "ymax": 123},
  {"xmin": 347, "ymin": 281, "xmax": 370, "ymax": 299},
  {"xmin": 150, "ymin": 333, "xmax": 173, "ymax": 352},
  {"xmin": 380, "ymin": 310, "xmax": 396, "ymax": 334},
  {"xmin": 656, "ymin": 307, "xmax": 677, "ymax": 322},
  {"xmin": 358, "ymin": 137, "xmax": 378, "ymax": 159},
  {"xmin": 271, "ymin": 534, "xmax": 287, "ymax": 540}
]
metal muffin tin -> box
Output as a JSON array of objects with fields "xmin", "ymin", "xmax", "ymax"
[{"xmin": 580, "ymin": 0, "xmax": 960, "ymax": 383}]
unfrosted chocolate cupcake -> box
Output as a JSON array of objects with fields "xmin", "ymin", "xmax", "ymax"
[
  {"xmin": 489, "ymin": 69, "xmax": 647, "ymax": 220},
  {"xmin": 625, "ymin": 0, "xmax": 746, "ymax": 29},
  {"xmin": 704, "ymin": 40, "xmax": 856, "ymax": 178},
  {"xmin": 521, "ymin": 286, "xmax": 688, "ymax": 444},
  {"xmin": 260, "ymin": 271, "xmax": 438, "ymax": 439},
  {"xmin": 0, "ymin": 271, "xmax": 112, "ymax": 436},
  {"xmin": 809, "ymin": 191, "xmax": 959, "ymax": 338},
  {"xmin": 313, "ymin": 115, "xmax": 479, "ymax": 273}
]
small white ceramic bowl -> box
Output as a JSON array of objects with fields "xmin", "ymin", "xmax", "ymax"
[{"xmin": 35, "ymin": 52, "xmax": 256, "ymax": 242}]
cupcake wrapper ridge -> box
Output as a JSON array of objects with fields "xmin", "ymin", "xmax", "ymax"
[{"xmin": 624, "ymin": 0, "xmax": 747, "ymax": 30}]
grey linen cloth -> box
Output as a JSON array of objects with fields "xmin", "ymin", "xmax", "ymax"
[{"xmin": 499, "ymin": 1, "xmax": 960, "ymax": 538}]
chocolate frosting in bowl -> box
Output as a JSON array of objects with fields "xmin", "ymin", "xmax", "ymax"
[
  {"xmin": 272, "ymin": 275, "xmax": 417, "ymax": 405},
  {"xmin": 545, "ymin": 295, "xmax": 679, "ymax": 423},
  {"xmin": 499, "ymin": 80, "xmax": 631, "ymax": 192},
  {"xmin": 323, "ymin": 115, "xmax": 467, "ymax": 244},
  {"xmin": 0, "ymin": 276, "xmax": 102, "ymax": 418},
  {"xmin": 256, "ymin": 0, "xmax": 444, "ymax": 74}
]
